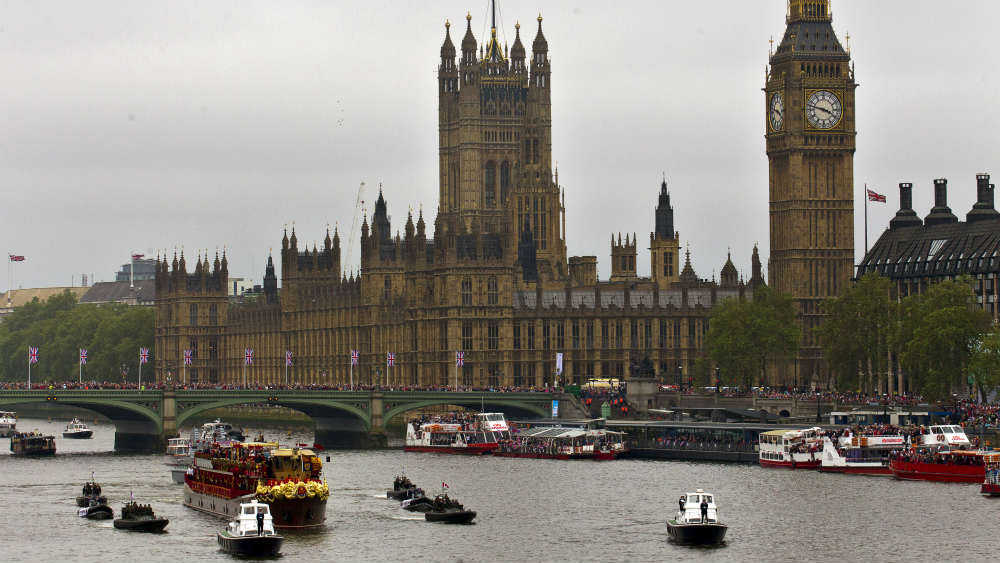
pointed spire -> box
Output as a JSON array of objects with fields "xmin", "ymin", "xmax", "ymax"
[
  {"xmin": 440, "ymin": 19, "xmax": 456, "ymax": 59},
  {"xmin": 532, "ymin": 13, "xmax": 548, "ymax": 53},
  {"xmin": 221, "ymin": 247, "xmax": 228, "ymax": 274},
  {"xmin": 325, "ymin": 226, "xmax": 332, "ymax": 250},
  {"xmin": 416, "ymin": 207, "xmax": 426, "ymax": 238},
  {"xmin": 461, "ymin": 11, "xmax": 477, "ymax": 62}
]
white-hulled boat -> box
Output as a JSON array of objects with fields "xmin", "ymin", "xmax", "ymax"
[
  {"xmin": 666, "ymin": 489, "xmax": 727, "ymax": 545},
  {"xmin": 62, "ymin": 418, "xmax": 93, "ymax": 439},
  {"xmin": 758, "ymin": 427, "xmax": 823, "ymax": 469},
  {"xmin": 405, "ymin": 412, "xmax": 510, "ymax": 455},
  {"xmin": 820, "ymin": 433, "xmax": 905, "ymax": 475},
  {"xmin": 0, "ymin": 411, "xmax": 16, "ymax": 437},
  {"xmin": 166, "ymin": 437, "xmax": 192, "ymax": 484},
  {"xmin": 217, "ymin": 501, "xmax": 284, "ymax": 556}
]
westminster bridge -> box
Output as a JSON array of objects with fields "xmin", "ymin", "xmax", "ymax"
[{"xmin": 0, "ymin": 389, "xmax": 558, "ymax": 452}]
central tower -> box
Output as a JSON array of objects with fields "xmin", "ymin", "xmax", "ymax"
[
  {"xmin": 438, "ymin": 4, "xmax": 566, "ymax": 278},
  {"xmin": 765, "ymin": 0, "xmax": 856, "ymax": 384}
]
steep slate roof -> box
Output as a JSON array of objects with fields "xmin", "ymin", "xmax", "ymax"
[
  {"xmin": 80, "ymin": 280, "xmax": 156, "ymax": 304},
  {"xmin": 858, "ymin": 218, "xmax": 1000, "ymax": 279}
]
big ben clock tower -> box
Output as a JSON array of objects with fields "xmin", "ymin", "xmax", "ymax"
[{"xmin": 766, "ymin": 0, "xmax": 856, "ymax": 385}]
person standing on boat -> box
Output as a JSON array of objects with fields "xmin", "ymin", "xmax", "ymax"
[
  {"xmin": 700, "ymin": 498, "xmax": 708, "ymax": 523},
  {"xmin": 256, "ymin": 508, "xmax": 265, "ymax": 535},
  {"xmin": 678, "ymin": 495, "xmax": 686, "ymax": 515}
]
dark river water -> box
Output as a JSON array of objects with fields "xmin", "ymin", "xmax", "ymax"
[{"xmin": 1, "ymin": 417, "xmax": 997, "ymax": 563}]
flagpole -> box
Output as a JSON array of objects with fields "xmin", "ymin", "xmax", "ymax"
[
  {"xmin": 349, "ymin": 356, "xmax": 354, "ymax": 390},
  {"xmin": 864, "ymin": 183, "xmax": 869, "ymax": 255},
  {"xmin": 138, "ymin": 356, "xmax": 142, "ymax": 390},
  {"xmin": 285, "ymin": 355, "xmax": 288, "ymax": 388},
  {"xmin": 27, "ymin": 350, "xmax": 30, "ymax": 388},
  {"xmin": 79, "ymin": 355, "xmax": 82, "ymax": 384}
]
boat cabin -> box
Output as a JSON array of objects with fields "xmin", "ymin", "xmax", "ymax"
[
  {"xmin": 229, "ymin": 501, "xmax": 278, "ymax": 537},
  {"xmin": 920, "ymin": 425, "xmax": 971, "ymax": 448},
  {"xmin": 676, "ymin": 489, "xmax": 720, "ymax": 524},
  {"xmin": 759, "ymin": 427, "xmax": 823, "ymax": 458},
  {"xmin": 166, "ymin": 437, "xmax": 191, "ymax": 456}
]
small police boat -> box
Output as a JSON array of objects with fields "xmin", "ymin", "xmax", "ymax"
[
  {"xmin": 78, "ymin": 498, "xmax": 113, "ymax": 520},
  {"xmin": 76, "ymin": 480, "xmax": 107, "ymax": 507},
  {"xmin": 113, "ymin": 501, "xmax": 169, "ymax": 532},
  {"xmin": 217, "ymin": 501, "xmax": 284, "ymax": 556},
  {"xmin": 386, "ymin": 475, "xmax": 417, "ymax": 500},
  {"xmin": 400, "ymin": 488, "xmax": 433, "ymax": 512},
  {"xmin": 666, "ymin": 489, "xmax": 727, "ymax": 545}
]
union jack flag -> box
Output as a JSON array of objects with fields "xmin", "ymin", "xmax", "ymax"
[
  {"xmin": 285, "ymin": 350, "xmax": 293, "ymax": 367},
  {"xmin": 350, "ymin": 350, "xmax": 359, "ymax": 366},
  {"xmin": 386, "ymin": 352, "xmax": 395, "ymax": 367},
  {"xmin": 867, "ymin": 188, "xmax": 887, "ymax": 203},
  {"xmin": 9, "ymin": 255, "xmax": 25, "ymax": 262},
  {"xmin": 139, "ymin": 347, "xmax": 149, "ymax": 364},
  {"xmin": 28, "ymin": 346, "xmax": 38, "ymax": 364},
  {"xmin": 456, "ymin": 351, "xmax": 464, "ymax": 367},
  {"xmin": 183, "ymin": 349, "xmax": 193, "ymax": 365},
  {"xmin": 244, "ymin": 348, "xmax": 254, "ymax": 365},
  {"xmin": 80, "ymin": 349, "xmax": 88, "ymax": 365}
]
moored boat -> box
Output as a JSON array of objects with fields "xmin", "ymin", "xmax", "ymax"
[
  {"xmin": 114, "ymin": 501, "xmax": 169, "ymax": 532},
  {"xmin": 217, "ymin": 501, "xmax": 284, "ymax": 557},
  {"xmin": 424, "ymin": 493, "xmax": 476, "ymax": 524},
  {"xmin": 62, "ymin": 417, "xmax": 93, "ymax": 439},
  {"xmin": 0, "ymin": 411, "xmax": 16, "ymax": 437},
  {"xmin": 889, "ymin": 449, "xmax": 986, "ymax": 483},
  {"xmin": 495, "ymin": 427, "xmax": 627, "ymax": 460},
  {"xmin": 981, "ymin": 454, "xmax": 1000, "ymax": 496},
  {"xmin": 10, "ymin": 431, "xmax": 56, "ymax": 456},
  {"xmin": 166, "ymin": 437, "xmax": 192, "ymax": 484},
  {"xmin": 667, "ymin": 489, "xmax": 727, "ymax": 545},
  {"xmin": 820, "ymin": 433, "xmax": 905, "ymax": 475},
  {"xmin": 405, "ymin": 412, "xmax": 510, "ymax": 455},
  {"xmin": 183, "ymin": 441, "xmax": 328, "ymax": 528},
  {"xmin": 758, "ymin": 427, "xmax": 823, "ymax": 469}
]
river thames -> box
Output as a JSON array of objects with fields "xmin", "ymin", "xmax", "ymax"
[{"xmin": 0, "ymin": 418, "xmax": 995, "ymax": 562}]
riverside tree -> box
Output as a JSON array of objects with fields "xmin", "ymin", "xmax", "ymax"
[
  {"xmin": 0, "ymin": 290, "xmax": 154, "ymax": 383},
  {"xmin": 706, "ymin": 286, "xmax": 799, "ymax": 389}
]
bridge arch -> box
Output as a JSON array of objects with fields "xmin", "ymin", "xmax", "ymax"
[
  {"xmin": 0, "ymin": 396, "xmax": 162, "ymax": 452},
  {"xmin": 175, "ymin": 397, "xmax": 370, "ymax": 430}
]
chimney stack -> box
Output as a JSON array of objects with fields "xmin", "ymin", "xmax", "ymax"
[
  {"xmin": 889, "ymin": 182, "xmax": 922, "ymax": 230},
  {"xmin": 924, "ymin": 178, "xmax": 958, "ymax": 226},
  {"xmin": 967, "ymin": 172, "xmax": 999, "ymax": 223}
]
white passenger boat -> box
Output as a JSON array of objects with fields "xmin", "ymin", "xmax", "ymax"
[
  {"xmin": 758, "ymin": 427, "xmax": 823, "ymax": 469},
  {"xmin": 820, "ymin": 433, "xmax": 904, "ymax": 475},
  {"xmin": 217, "ymin": 501, "xmax": 284, "ymax": 556},
  {"xmin": 405, "ymin": 412, "xmax": 510, "ymax": 455},
  {"xmin": 0, "ymin": 411, "xmax": 16, "ymax": 437},
  {"xmin": 62, "ymin": 417, "xmax": 93, "ymax": 439}
]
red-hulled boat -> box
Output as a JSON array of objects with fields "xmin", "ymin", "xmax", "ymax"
[
  {"xmin": 404, "ymin": 413, "xmax": 510, "ymax": 455},
  {"xmin": 889, "ymin": 449, "xmax": 986, "ymax": 483},
  {"xmin": 183, "ymin": 441, "xmax": 328, "ymax": 528},
  {"xmin": 980, "ymin": 454, "xmax": 1000, "ymax": 495}
]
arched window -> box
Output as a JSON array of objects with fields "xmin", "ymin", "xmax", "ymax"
[
  {"xmin": 461, "ymin": 278, "xmax": 472, "ymax": 305},
  {"xmin": 500, "ymin": 161, "xmax": 510, "ymax": 205},
  {"xmin": 485, "ymin": 161, "xmax": 496, "ymax": 208},
  {"xmin": 487, "ymin": 276, "xmax": 498, "ymax": 305},
  {"xmin": 384, "ymin": 276, "xmax": 391, "ymax": 301}
]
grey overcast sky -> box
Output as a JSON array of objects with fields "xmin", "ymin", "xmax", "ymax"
[{"xmin": 2, "ymin": 1, "xmax": 999, "ymax": 290}]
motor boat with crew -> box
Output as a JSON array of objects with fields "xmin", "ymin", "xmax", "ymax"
[
  {"xmin": 424, "ymin": 490, "xmax": 476, "ymax": 524},
  {"xmin": 0, "ymin": 411, "xmax": 17, "ymax": 437},
  {"xmin": 217, "ymin": 501, "xmax": 284, "ymax": 556},
  {"xmin": 667, "ymin": 489, "xmax": 727, "ymax": 545},
  {"xmin": 820, "ymin": 432, "xmax": 906, "ymax": 475},
  {"xmin": 387, "ymin": 475, "xmax": 417, "ymax": 500},
  {"xmin": 405, "ymin": 412, "xmax": 510, "ymax": 455},
  {"xmin": 10, "ymin": 431, "xmax": 56, "ymax": 456},
  {"xmin": 183, "ymin": 441, "xmax": 329, "ymax": 528},
  {"xmin": 981, "ymin": 453, "xmax": 1000, "ymax": 496},
  {"xmin": 79, "ymin": 497, "xmax": 114, "ymax": 520},
  {"xmin": 758, "ymin": 427, "xmax": 823, "ymax": 469},
  {"xmin": 62, "ymin": 417, "xmax": 93, "ymax": 439},
  {"xmin": 114, "ymin": 500, "xmax": 169, "ymax": 532},
  {"xmin": 76, "ymin": 479, "xmax": 108, "ymax": 507}
]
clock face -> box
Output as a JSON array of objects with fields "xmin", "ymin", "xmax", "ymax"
[
  {"xmin": 768, "ymin": 92, "xmax": 784, "ymax": 131},
  {"xmin": 806, "ymin": 90, "xmax": 843, "ymax": 129}
]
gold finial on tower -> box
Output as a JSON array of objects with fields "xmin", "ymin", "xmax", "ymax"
[
  {"xmin": 466, "ymin": 11, "xmax": 471, "ymax": 22},
  {"xmin": 768, "ymin": 36, "xmax": 774, "ymax": 57},
  {"xmin": 445, "ymin": 19, "xmax": 450, "ymax": 29},
  {"xmin": 845, "ymin": 31, "xmax": 851, "ymax": 55},
  {"xmin": 515, "ymin": 21, "xmax": 520, "ymax": 31},
  {"xmin": 537, "ymin": 13, "xmax": 543, "ymax": 23}
]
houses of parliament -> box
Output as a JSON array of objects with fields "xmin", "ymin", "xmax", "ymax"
[{"xmin": 154, "ymin": 1, "xmax": 852, "ymax": 388}]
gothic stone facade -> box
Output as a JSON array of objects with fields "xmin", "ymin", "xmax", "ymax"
[{"xmin": 153, "ymin": 12, "xmax": 762, "ymax": 387}]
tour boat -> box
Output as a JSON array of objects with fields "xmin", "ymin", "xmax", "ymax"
[
  {"xmin": 0, "ymin": 411, "xmax": 16, "ymax": 437},
  {"xmin": 889, "ymin": 449, "xmax": 986, "ymax": 483},
  {"xmin": 217, "ymin": 501, "xmax": 284, "ymax": 556},
  {"xmin": 404, "ymin": 412, "xmax": 510, "ymax": 455},
  {"xmin": 493, "ymin": 427, "xmax": 628, "ymax": 460},
  {"xmin": 916, "ymin": 424, "xmax": 972, "ymax": 449},
  {"xmin": 183, "ymin": 441, "xmax": 328, "ymax": 528},
  {"xmin": 758, "ymin": 427, "xmax": 823, "ymax": 469},
  {"xmin": 9, "ymin": 431, "xmax": 56, "ymax": 456},
  {"xmin": 166, "ymin": 437, "xmax": 192, "ymax": 484},
  {"xmin": 667, "ymin": 489, "xmax": 727, "ymax": 545},
  {"xmin": 62, "ymin": 418, "xmax": 93, "ymax": 439},
  {"xmin": 820, "ymin": 434, "xmax": 906, "ymax": 475},
  {"xmin": 190, "ymin": 419, "xmax": 245, "ymax": 451},
  {"xmin": 981, "ymin": 453, "xmax": 1000, "ymax": 496}
]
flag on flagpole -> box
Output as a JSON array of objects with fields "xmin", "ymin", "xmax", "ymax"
[
  {"xmin": 183, "ymin": 349, "xmax": 193, "ymax": 365},
  {"xmin": 285, "ymin": 350, "xmax": 293, "ymax": 367},
  {"xmin": 139, "ymin": 347, "xmax": 149, "ymax": 364},
  {"xmin": 244, "ymin": 348, "xmax": 254, "ymax": 365},
  {"xmin": 455, "ymin": 351, "xmax": 464, "ymax": 367},
  {"xmin": 555, "ymin": 352, "xmax": 564, "ymax": 375},
  {"xmin": 131, "ymin": 253, "xmax": 145, "ymax": 260},
  {"xmin": 350, "ymin": 350, "xmax": 359, "ymax": 366},
  {"xmin": 28, "ymin": 346, "xmax": 38, "ymax": 364},
  {"xmin": 387, "ymin": 352, "xmax": 395, "ymax": 367},
  {"xmin": 80, "ymin": 349, "xmax": 88, "ymax": 365},
  {"xmin": 866, "ymin": 188, "xmax": 887, "ymax": 203},
  {"xmin": 8, "ymin": 255, "xmax": 25, "ymax": 262},
  {"xmin": 441, "ymin": 482, "xmax": 448, "ymax": 490}
]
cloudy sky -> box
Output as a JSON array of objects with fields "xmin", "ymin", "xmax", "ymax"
[{"xmin": 2, "ymin": 1, "xmax": 998, "ymax": 290}]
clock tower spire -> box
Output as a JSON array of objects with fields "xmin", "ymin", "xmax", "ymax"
[{"xmin": 765, "ymin": 0, "xmax": 856, "ymax": 386}]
